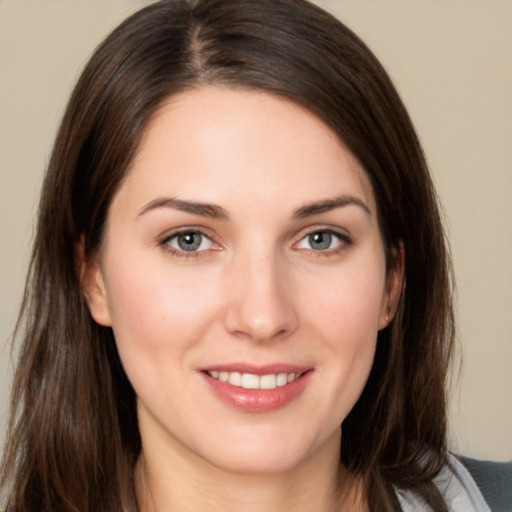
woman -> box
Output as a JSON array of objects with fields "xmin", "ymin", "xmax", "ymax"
[{"xmin": 0, "ymin": 0, "xmax": 492, "ymax": 510}]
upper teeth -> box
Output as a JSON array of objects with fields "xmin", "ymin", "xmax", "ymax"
[{"xmin": 207, "ymin": 371, "xmax": 297, "ymax": 390}]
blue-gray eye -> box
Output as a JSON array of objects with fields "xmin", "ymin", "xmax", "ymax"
[
  {"xmin": 308, "ymin": 231, "xmax": 332, "ymax": 250},
  {"xmin": 297, "ymin": 230, "xmax": 344, "ymax": 251},
  {"xmin": 166, "ymin": 231, "xmax": 213, "ymax": 252}
]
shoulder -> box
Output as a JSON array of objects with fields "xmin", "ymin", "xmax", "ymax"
[
  {"xmin": 396, "ymin": 453, "xmax": 493, "ymax": 512},
  {"xmin": 459, "ymin": 455, "xmax": 512, "ymax": 512}
]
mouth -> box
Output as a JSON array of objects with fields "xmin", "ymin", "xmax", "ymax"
[
  {"xmin": 205, "ymin": 370, "xmax": 301, "ymax": 390},
  {"xmin": 200, "ymin": 364, "xmax": 313, "ymax": 412}
]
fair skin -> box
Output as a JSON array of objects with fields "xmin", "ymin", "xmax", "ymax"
[{"xmin": 83, "ymin": 87, "xmax": 402, "ymax": 511}]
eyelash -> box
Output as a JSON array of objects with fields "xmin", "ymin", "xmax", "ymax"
[
  {"xmin": 159, "ymin": 227, "xmax": 217, "ymax": 259},
  {"xmin": 293, "ymin": 228, "xmax": 353, "ymax": 257},
  {"xmin": 158, "ymin": 227, "xmax": 352, "ymax": 259}
]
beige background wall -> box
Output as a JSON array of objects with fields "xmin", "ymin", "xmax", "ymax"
[{"xmin": 1, "ymin": 0, "xmax": 511, "ymax": 461}]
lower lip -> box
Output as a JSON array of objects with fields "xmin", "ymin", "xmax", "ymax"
[{"xmin": 201, "ymin": 371, "xmax": 313, "ymax": 413}]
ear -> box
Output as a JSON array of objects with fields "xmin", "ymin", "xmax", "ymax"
[
  {"xmin": 378, "ymin": 242, "xmax": 405, "ymax": 330},
  {"xmin": 76, "ymin": 237, "xmax": 112, "ymax": 327}
]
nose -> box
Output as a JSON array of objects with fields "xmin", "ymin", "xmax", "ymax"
[{"xmin": 223, "ymin": 251, "xmax": 299, "ymax": 343}]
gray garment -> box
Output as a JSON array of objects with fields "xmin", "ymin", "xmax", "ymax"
[
  {"xmin": 397, "ymin": 453, "xmax": 491, "ymax": 511},
  {"xmin": 461, "ymin": 456, "xmax": 512, "ymax": 512}
]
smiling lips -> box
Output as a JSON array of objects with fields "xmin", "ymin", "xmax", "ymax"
[
  {"xmin": 201, "ymin": 365, "xmax": 313, "ymax": 412},
  {"xmin": 206, "ymin": 370, "xmax": 298, "ymax": 390}
]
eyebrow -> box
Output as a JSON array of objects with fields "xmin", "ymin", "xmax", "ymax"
[
  {"xmin": 137, "ymin": 197, "xmax": 229, "ymax": 220},
  {"xmin": 292, "ymin": 195, "xmax": 372, "ymax": 219},
  {"xmin": 137, "ymin": 194, "xmax": 371, "ymax": 221}
]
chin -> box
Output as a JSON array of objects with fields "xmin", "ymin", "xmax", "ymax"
[
  {"xmin": 194, "ymin": 426, "xmax": 335, "ymax": 476},
  {"xmin": 205, "ymin": 448, "xmax": 306, "ymax": 476}
]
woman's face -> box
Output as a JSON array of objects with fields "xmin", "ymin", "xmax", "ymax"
[{"xmin": 85, "ymin": 86, "xmax": 400, "ymax": 475}]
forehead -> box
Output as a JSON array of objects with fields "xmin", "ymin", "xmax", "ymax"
[{"xmin": 118, "ymin": 86, "xmax": 376, "ymax": 216}]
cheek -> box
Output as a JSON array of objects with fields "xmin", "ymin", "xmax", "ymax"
[
  {"xmin": 305, "ymin": 260, "xmax": 386, "ymax": 342},
  {"xmin": 102, "ymin": 257, "xmax": 222, "ymax": 370},
  {"xmin": 314, "ymin": 274, "xmax": 382, "ymax": 375},
  {"xmin": 299, "ymin": 257, "xmax": 386, "ymax": 412}
]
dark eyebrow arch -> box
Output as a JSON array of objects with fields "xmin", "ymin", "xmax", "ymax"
[
  {"xmin": 292, "ymin": 195, "xmax": 372, "ymax": 219},
  {"xmin": 137, "ymin": 197, "xmax": 229, "ymax": 220}
]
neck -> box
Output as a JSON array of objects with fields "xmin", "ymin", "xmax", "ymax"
[{"xmin": 134, "ymin": 429, "xmax": 364, "ymax": 512}]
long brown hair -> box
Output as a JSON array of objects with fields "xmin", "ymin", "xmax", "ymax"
[{"xmin": 1, "ymin": 0, "xmax": 455, "ymax": 510}]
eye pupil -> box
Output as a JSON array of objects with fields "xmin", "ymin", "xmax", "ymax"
[
  {"xmin": 309, "ymin": 231, "xmax": 332, "ymax": 250},
  {"xmin": 177, "ymin": 232, "xmax": 202, "ymax": 251}
]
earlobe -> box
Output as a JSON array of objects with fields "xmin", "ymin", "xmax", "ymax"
[
  {"xmin": 378, "ymin": 242, "xmax": 405, "ymax": 330},
  {"xmin": 76, "ymin": 238, "xmax": 112, "ymax": 327}
]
